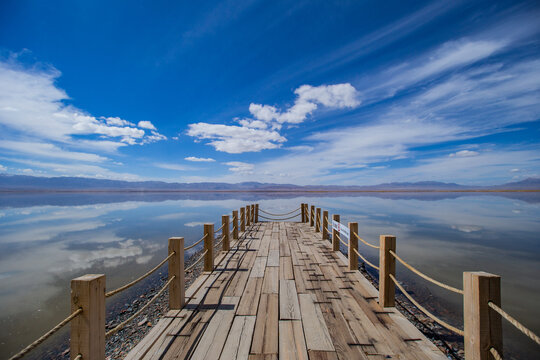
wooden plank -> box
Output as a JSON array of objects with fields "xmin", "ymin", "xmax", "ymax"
[
  {"xmin": 267, "ymin": 249, "xmax": 280, "ymax": 267},
  {"xmin": 219, "ymin": 316, "xmax": 256, "ymax": 360},
  {"xmin": 279, "ymin": 256, "xmax": 294, "ymax": 280},
  {"xmin": 307, "ymin": 351, "xmax": 339, "ymax": 360},
  {"xmin": 225, "ymin": 251, "xmax": 256, "ymax": 297},
  {"xmin": 251, "ymin": 293, "xmax": 279, "ymax": 355},
  {"xmin": 279, "ymin": 320, "xmax": 308, "ymax": 360},
  {"xmin": 248, "ymin": 355, "xmax": 278, "ymax": 360},
  {"xmin": 293, "ymin": 266, "xmax": 308, "ymax": 294},
  {"xmin": 262, "ymin": 266, "xmax": 279, "ymax": 294},
  {"xmin": 237, "ymin": 277, "xmax": 263, "ymax": 315},
  {"xmin": 298, "ymin": 293, "xmax": 335, "ymax": 351},
  {"xmin": 124, "ymin": 316, "xmax": 174, "ymax": 360},
  {"xmin": 279, "ymin": 279, "xmax": 301, "ymax": 320},
  {"xmin": 250, "ymin": 256, "xmax": 267, "ymax": 278},
  {"xmin": 190, "ymin": 297, "xmax": 239, "ymax": 360}
]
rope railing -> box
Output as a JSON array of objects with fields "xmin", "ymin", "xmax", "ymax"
[
  {"xmin": 389, "ymin": 250, "xmax": 463, "ymax": 295},
  {"xmin": 335, "ymin": 233, "xmax": 348, "ymax": 247},
  {"xmin": 106, "ymin": 252, "xmax": 175, "ymax": 298},
  {"xmin": 215, "ymin": 234, "xmax": 225, "ymax": 248},
  {"xmin": 259, "ymin": 212, "xmax": 301, "ymax": 221},
  {"xmin": 259, "ymin": 207, "xmax": 301, "ymax": 217},
  {"xmin": 389, "ymin": 274, "xmax": 464, "ymax": 336},
  {"xmin": 184, "ymin": 235, "xmax": 205, "ymax": 251},
  {"xmin": 185, "ymin": 250, "xmax": 208, "ymax": 273},
  {"xmin": 352, "ymin": 248, "xmax": 379, "ymax": 270},
  {"xmin": 352, "ymin": 231, "xmax": 379, "ymax": 249},
  {"xmin": 214, "ymin": 223, "xmax": 226, "ymax": 233},
  {"xmin": 490, "ymin": 347, "xmax": 503, "ymax": 360},
  {"xmin": 106, "ymin": 276, "xmax": 175, "ymax": 338},
  {"xmin": 8, "ymin": 308, "xmax": 84, "ymax": 360},
  {"xmin": 488, "ymin": 301, "xmax": 540, "ymax": 345}
]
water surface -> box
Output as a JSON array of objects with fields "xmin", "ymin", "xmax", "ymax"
[{"xmin": 0, "ymin": 192, "xmax": 538, "ymax": 358}]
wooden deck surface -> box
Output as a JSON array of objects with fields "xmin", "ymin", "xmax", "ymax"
[{"xmin": 125, "ymin": 222, "xmax": 447, "ymax": 360}]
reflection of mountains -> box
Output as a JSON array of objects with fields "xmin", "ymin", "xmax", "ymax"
[{"xmin": 1, "ymin": 190, "xmax": 539, "ymax": 208}]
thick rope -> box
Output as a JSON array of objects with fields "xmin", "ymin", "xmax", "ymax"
[
  {"xmin": 389, "ymin": 250, "xmax": 463, "ymax": 295},
  {"xmin": 352, "ymin": 231, "xmax": 380, "ymax": 249},
  {"xmin": 215, "ymin": 234, "xmax": 225, "ymax": 248},
  {"xmin": 9, "ymin": 308, "xmax": 83, "ymax": 360},
  {"xmin": 184, "ymin": 235, "xmax": 205, "ymax": 251},
  {"xmin": 259, "ymin": 207, "xmax": 301, "ymax": 217},
  {"xmin": 185, "ymin": 250, "xmax": 207, "ymax": 273},
  {"xmin": 389, "ymin": 274, "xmax": 464, "ymax": 336},
  {"xmin": 105, "ymin": 252, "xmax": 174, "ymax": 298},
  {"xmin": 488, "ymin": 301, "xmax": 540, "ymax": 345},
  {"xmin": 490, "ymin": 347, "xmax": 503, "ymax": 360},
  {"xmin": 352, "ymin": 248, "xmax": 379, "ymax": 270},
  {"xmin": 335, "ymin": 233, "xmax": 348, "ymax": 247},
  {"xmin": 214, "ymin": 223, "xmax": 226, "ymax": 233},
  {"xmin": 106, "ymin": 276, "xmax": 175, "ymax": 338},
  {"xmin": 258, "ymin": 212, "xmax": 301, "ymax": 221}
]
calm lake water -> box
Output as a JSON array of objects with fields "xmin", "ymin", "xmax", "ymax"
[{"xmin": 0, "ymin": 192, "xmax": 539, "ymax": 359}]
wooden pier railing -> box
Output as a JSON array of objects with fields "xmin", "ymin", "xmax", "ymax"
[{"xmin": 8, "ymin": 203, "xmax": 539, "ymax": 360}]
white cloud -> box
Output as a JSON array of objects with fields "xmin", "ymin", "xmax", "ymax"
[
  {"xmin": 156, "ymin": 163, "xmax": 193, "ymax": 171},
  {"xmin": 184, "ymin": 156, "xmax": 215, "ymax": 162},
  {"xmin": 104, "ymin": 116, "xmax": 135, "ymax": 127},
  {"xmin": 449, "ymin": 150, "xmax": 479, "ymax": 157},
  {"xmin": 185, "ymin": 221, "xmax": 205, "ymax": 227},
  {"xmin": 137, "ymin": 120, "xmax": 157, "ymax": 130},
  {"xmin": 188, "ymin": 83, "xmax": 359, "ymax": 153},
  {"xmin": 0, "ymin": 140, "xmax": 109, "ymax": 162},
  {"xmin": 0, "ymin": 164, "xmax": 6, "ymax": 171},
  {"xmin": 2, "ymin": 157, "xmax": 141, "ymax": 180},
  {"xmin": 187, "ymin": 123, "xmax": 286, "ymax": 153},
  {"xmin": 250, "ymin": 83, "xmax": 360, "ymax": 125},
  {"xmin": 225, "ymin": 161, "xmax": 254, "ymax": 174},
  {"xmin": 0, "ymin": 57, "xmax": 167, "ymax": 177}
]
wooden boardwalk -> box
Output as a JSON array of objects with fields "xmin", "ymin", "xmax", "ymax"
[{"xmin": 125, "ymin": 222, "xmax": 446, "ymax": 360}]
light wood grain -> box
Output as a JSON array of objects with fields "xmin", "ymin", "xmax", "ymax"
[
  {"xmin": 298, "ymin": 293, "xmax": 335, "ymax": 351},
  {"xmin": 280, "ymin": 279, "xmax": 301, "ymax": 320},
  {"xmin": 279, "ymin": 320, "xmax": 308, "ymax": 360}
]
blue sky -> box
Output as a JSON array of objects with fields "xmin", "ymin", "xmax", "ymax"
[{"xmin": 0, "ymin": 0, "xmax": 539, "ymax": 185}]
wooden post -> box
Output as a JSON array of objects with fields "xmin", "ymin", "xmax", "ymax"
[
  {"xmin": 310, "ymin": 205, "xmax": 315, "ymax": 226},
  {"xmin": 204, "ymin": 224, "xmax": 214, "ymax": 272},
  {"xmin": 301, "ymin": 203, "xmax": 306, "ymax": 223},
  {"xmin": 251, "ymin": 204, "xmax": 255, "ymax": 223},
  {"xmin": 332, "ymin": 214, "xmax": 340, "ymax": 251},
  {"xmin": 240, "ymin": 207, "xmax": 246, "ymax": 232},
  {"xmin": 255, "ymin": 204, "xmax": 259, "ymax": 223},
  {"xmin": 168, "ymin": 237, "xmax": 185, "ymax": 309},
  {"xmin": 315, "ymin": 208, "xmax": 321, "ymax": 232},
  {"xmin": 464, "ymin": 272, "xmax": 502, "ymax": 360},
  {"xmin": 246, "ymin": 205, "xmax": 251, "ymax": 226},
  {"xmin": 349, "ymin": 223, "xmax": 358, "ymax": 271},
  {"xmin": 322, "ymin": 210, "xmax": 328, "ymax": 241},
  {"xmin": 70, "ymin": 274, "xmax": 105, "ymax": 360},
  {"xmin": 222, "ymin": 215, "xmax": 230, "ymax": 251},
  {"xmin": 232, "ymin": 210, "xmax": 239, "ymax": 240},
  {"xmin": 379, "ymin": 235, "xmax": 396, "ymax": 307}
]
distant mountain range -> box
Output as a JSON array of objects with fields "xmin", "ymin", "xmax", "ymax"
[{"xmin": 0, "ymin": 174, "xmax": 539, "ymax": 191}]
